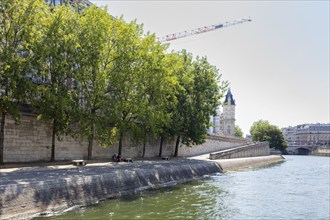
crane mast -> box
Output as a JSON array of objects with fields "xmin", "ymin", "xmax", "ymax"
[{"xmin": 157, "ymin": 18, "xmax": 251, "ymax": 43}]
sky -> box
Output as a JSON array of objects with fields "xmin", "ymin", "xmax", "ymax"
[{"xmin": 90, "ymin": 0, "xmax": 329, "ymax": 135}]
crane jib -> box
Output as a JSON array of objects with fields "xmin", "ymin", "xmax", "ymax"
[
  {"xmin": 157, "ymin": 18, "xmax": 251, "ymax": 42},
  {"xmin": 214, "ymin": 24, "xmax": 224, "ymax": 29}
]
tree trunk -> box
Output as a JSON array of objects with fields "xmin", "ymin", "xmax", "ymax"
[
  {"xmin": 159, "ymin": 136, "xmax": 164, "ymax": 157},
  {"xmin": 118, "ymin": 131, "xmax": 123, "ymax": 156},
  {"xmin": 0, "ymin": 112, "xmax": 6, "ymax": 164},
  {"xmin": 88, "ymin": 124, "xmax": 94, "ymax": 160},
  {"xmin": 88, "ymin": 109, "xmax": 96, "ymax": 160},
  {"xmin": 174, "ymin": 136, "xmax": 180, "ymax": 157},
  {"xmin": 88, "ymin": 139, "xmax": 93, "ymax": 160},
  {"xmin": 142, "ymin": 141, "xmax": 146, "ymax": 158},
  {"xmin": 50, "ymin": 119, "xmax": 56, "ymax": 161},
  {"xmin": 142, "ymin": 131, "xmax": 146, "ymax": 158}
]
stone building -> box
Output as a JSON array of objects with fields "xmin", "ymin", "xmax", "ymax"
[
  {"xmin": 208, "ymin": 106, "xmax": 221, "ymax": 134},
  {"xmin": 44, "ymin": 0, "xmax": 93, "ymax": 6},
  {"xmin": 208, "ymin": 88, "xmax": 236, "ymax": 136},
  {"xmin": 220, "ymin": 89, "xmax": 236, "ymax": 136},
  {"xmin": 282, "ymin": 124, "xmax": 330, "ymax": 146}
]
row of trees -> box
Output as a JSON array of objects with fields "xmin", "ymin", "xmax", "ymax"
[{"xmin": 0, "ymin": 0, "xmax": 228, "ymax": 163}]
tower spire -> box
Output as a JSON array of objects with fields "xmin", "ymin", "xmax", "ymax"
[{"xmin": 224, "ymin": 88, "xmax": 235, "ymax": 106}]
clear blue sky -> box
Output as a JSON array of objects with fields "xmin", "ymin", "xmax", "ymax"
[{"xmin": 91, "ymin": 0, "xmax": 329, "ymax": 135}]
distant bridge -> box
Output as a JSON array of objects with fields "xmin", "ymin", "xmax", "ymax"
[{"xmin": 286, "ymin": 145, "xmax": 330, "ymax": 156}]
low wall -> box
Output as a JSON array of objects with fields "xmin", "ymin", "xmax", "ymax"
[
  {"xmin": 0, "ymin": 160, "xmax": 221, "ymax": 220},
  {"xmin": 214, "ymin": 155, "xmax": 285, "ymax": 172},
  {"xmin": 311, "ymin": 148, "xmax": 330, "ymax": 157},
  {"xmin": 209, "ymin": 142, "xmax": 270, "ymax": 160},
  {"xmin": 2, "ymin": 114, "xmax": 245, "ymax": 163},
  {"xmin": 179, "ymin": 138, "xmax": 245, "ymax": 157}
]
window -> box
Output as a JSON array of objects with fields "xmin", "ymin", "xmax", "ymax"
[{"xmin": 54, "ymin": 0, "xmax": 61, "ymax": 6}]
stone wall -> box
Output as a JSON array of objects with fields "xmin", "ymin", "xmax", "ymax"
[
  {"xmin": 3, "ymin": 113, "xmax": 53, "ymax": 162},
  {"xmin": 214, "ymin": 155, "xmax": 284, "ymax": 172},
  {"xmin": 209, "ymin": 142, "xmax": 270, "ymax": 160},
  {"xmin": 178, "ymin": 138, "xmax": 243, "ymax": 157},
  {"xmin": 310, "ymin": 147, "xmax": 330, "ymax": 157},
  {"xmin": 2, "ymin": 114, "xmax": 245, "ymax": 163}
]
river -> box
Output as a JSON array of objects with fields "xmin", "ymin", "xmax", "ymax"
[{"xmin": 41, "ymin": 155, "xmax": 330, "ymax": 220}]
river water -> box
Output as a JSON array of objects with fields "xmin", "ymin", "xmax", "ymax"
[{"xmin": 44, "ymin": 155, "xmax": 329, "ymax": 220}]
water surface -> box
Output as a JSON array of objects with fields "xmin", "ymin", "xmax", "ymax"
[{"xmin": 41, "ymin": 155, "xmax": 330, "ymax": 220}]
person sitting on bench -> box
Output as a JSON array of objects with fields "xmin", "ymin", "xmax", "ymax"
[{"xmin": 112, "ymin": 154, "xmax": 121, "ymax": 162}]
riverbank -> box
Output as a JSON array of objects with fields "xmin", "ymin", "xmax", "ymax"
[
  {"xmin": 0, "ymin": 155, "xmax": 284, "ymax": 219},
  {"xmin": 215, "ymin": 155, "xmax": 285, "ymax": 172},
  {"xmin": 0, "ymin": 159, "xmax": 220, "ymax": 220}
]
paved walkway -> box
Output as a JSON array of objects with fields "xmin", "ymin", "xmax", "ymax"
[{"xmin": 0, "ymin": 159, "xmax": 190, "ymax": 184}]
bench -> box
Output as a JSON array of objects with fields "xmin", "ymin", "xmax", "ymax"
[
  {"xmin": 123, "ymin": 158, "xmax": 133, "ymax": 162},
  {"xmin": 162, "ymin": 157, "xmax": 169, "ymax": 160},
  {"xmin": 72, "ymin": 160, "xmax": 87, "ymax": 166}
]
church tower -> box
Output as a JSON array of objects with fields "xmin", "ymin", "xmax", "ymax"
[{"xmin": 220, "ymin": 88, "xmax": 236, "ymax": 136}]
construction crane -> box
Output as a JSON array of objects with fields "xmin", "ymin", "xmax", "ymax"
[{"xmin": 157, "ymin": 17, "xmax": 251, "ymax": 43}]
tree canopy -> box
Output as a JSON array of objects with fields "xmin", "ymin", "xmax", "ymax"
[
  {"xmin": 235, "ymin": 125, "xmax": 244, "ymax": 138},
  {"xmin": 0, "ymin": 0, "xmax": 228, "ymax": 162},
  {"xmin": 250, "ymin": 120, "xmax": 287, "ymax": 151},
  {"xmin": 0, "ymin": 0, "xmax": 49, "ymax": 164}
]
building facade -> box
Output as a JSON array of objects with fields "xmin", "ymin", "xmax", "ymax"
[
  {"xmin": 220, "ymin": 89, "xmax": 236, "ymax": 136},
  {"xmin": 282, "ymin": 124, "xmax": 330, "ymax": 146},
  {"xmin": 44, "ymin": 0, "xmax": 92, "ymax": 7},
  {"xmin": 208, "ymin": 106, "xmax": 221, "ymax": 134},
  {"xmin": 208, "ymin": 89, "xmax": 236, "ymax": 136}
]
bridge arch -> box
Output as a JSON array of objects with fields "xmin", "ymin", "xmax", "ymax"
[{"xmin": 296, "ymin": 147, "xmax": 310, "ymax": 155}]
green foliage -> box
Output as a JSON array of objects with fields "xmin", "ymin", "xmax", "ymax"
[
  {"xmin": 0, "ymin": 0, "xmax": 49, "ymax": 163},
  {"xmin": 235, "ymin": 125, "xmax": 244, "ymax": 138},
  {"xmin": 168, "ymin": 50, "xmax": 228, "ymax": 156},
  {"xmin": 0, "ymin": 0, "xmax": 48, "ymax": 120},
  {"xmin": 250, "ymin": 120, "xmax": 287, "ymax": 151},
  {"xmin": 0, "ymin": 0, "xmax": 229, "ymax": 161},
  {"xmin": 33, "ymin": 4, "xmax": 82, "ymax": 160},
  {"xmin": 35, "ymin": 4, "xmax": 79, "ymax": 132},
  {"xmin": 72, "ymin": 5, "xmax": 117, "ymax": 158}
]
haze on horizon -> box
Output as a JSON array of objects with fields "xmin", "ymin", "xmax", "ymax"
[{"xmin": 91, "ymin": 0, "xmax": 329, "ymax": 135}]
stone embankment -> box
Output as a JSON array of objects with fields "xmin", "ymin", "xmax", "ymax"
[
  {"xmin": 0, "ymin": 142, "xmax": 285, "ymax": 219},
  {"xmin": 311, "ymin": 147, "xmax": 330, "ymax": 157},
  {"xmin": 214, "ymin": 155, "xmax": 285, "ymax": 172},
  {"xmin": 209, "ymin": 141, "xmax": 270, "ymax": 160},
  {"xmin": 0, "ymin": 159, "xmax": 221, "ymax": 220}
]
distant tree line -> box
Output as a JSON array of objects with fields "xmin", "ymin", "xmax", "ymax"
[
  {"xmin": 0, "ymin": 0, "xmax": 228, "ymax": 163},
  {"xmin": 234, "ymin": 125, "xmax": 243, "ymax": 138},
  {"xmin": 250, "ymin": 120, "xmax": 287, "ymax": 152}
]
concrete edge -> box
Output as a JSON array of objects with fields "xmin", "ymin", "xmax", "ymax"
[
  {"xmin": 0, "ymin": 160, "xmax": 221, "ymax": 220},
  {"xmin": 213, "ymin": 155, "xmax": 285, "ymax": 172}
]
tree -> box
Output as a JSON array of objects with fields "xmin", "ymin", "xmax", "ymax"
[
  {"xmin": 34, "ymin": 4, "xmax": 81, "ymax": 161},
  {"xmin": 0, "ymin": 0, "xmax": 48, "ymax": 164},
  {"xmin": 107, "ymin": 18, "xmax": 179, "ymax": 157},
  {"xmin": 131, "ymin": 36, "xmax": 178, "ymax": 158},
  {"xmin": 74, "ymin": 5, "xmax": 116, "ymax": 160},
  {"xmin": 250, "ymin": 120, "xmax": 287, "ymax": 151},
  {"xmin": 235, "ymin": 125, "xmax": 244, "ymax": 138},
  {"xmin": 171, "ymin": 51, "xmax": 228, "ymax": 157},
  {"xmin": 155, "ymin": 52, "xmax": 183, "ymax": 157}
]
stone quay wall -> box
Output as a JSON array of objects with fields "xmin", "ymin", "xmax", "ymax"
[
  {"xmin": 0, "ymin": 160, "xmax": 221, "ymax": 220},
  {"xmin": 1, "ymin": 114, "xmax": 247, "ymax": 163},
  {"xmin": 209, "ymin": 142, "xmax": 270, "ymax": 160},
  {"xmin": 311, "ymin": 147, "xmax": 330, "ymax": 157},
  {"xmin": 214, "ymin": 155, "xmax": 285, "ymax": 172}
]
